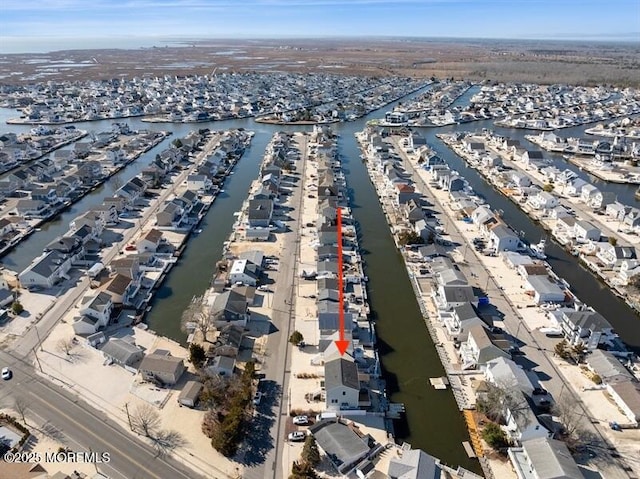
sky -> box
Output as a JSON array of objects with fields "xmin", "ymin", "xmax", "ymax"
[{"xmin": 1, "ymin": 0, "xmax": 639, "ymax": 52}]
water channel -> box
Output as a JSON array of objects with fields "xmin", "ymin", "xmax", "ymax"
[{"xmin": 1, "ymin": 84, "xmax": 639, "ymax": 468}]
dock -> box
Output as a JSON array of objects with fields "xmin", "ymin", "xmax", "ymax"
[{"xmin": 429, "ymin": 377, "xmax": 449, "ymax": 390}]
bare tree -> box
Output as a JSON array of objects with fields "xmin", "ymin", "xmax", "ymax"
[
  {"xmin": 476, "ymin": 380, "xmax": 530, "ymax": 426},
  {"xmin": 152, "ymin": 429, "xmax": 187, "ymax": 457},
  {"xmin": 14, "ymin": 397, "xmax": 29, "ymax": 424},
  {"xmin": 181, "ymin": 294, "xmax": 214, "ymax": 343},
  {"xmin": 57, "ymin": 337, "xmax": 75, "ymax": 356},
  {"xmin": 131, "ymin": 403, "xmax": 161, "ymax": 438},
  {"xmin": 552, "ymin": 393, "xmax": 587, "ymax": 446}
]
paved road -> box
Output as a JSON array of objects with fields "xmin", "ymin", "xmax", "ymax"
[
  {"xmin": 394, "ymin": 137, "xmax": 632, "ymax": 478},
  {"xmin": 0, "ymin": 349, "xmax": 203, "ymax": 479},
  {"xmin": 242, "ymin": 135, "xmax": 307, "ymax": 479}
]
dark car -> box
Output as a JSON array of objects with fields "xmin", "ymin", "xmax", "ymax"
[{"xmin": 532, "ymin": 387, "xmax": 547, "ymax": 396}]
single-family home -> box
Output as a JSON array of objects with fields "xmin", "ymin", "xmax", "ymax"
[
  {"xmin": 309, "ymin": 420, "xmax": 375, "ymax": 476},
  {"xmin": 580, "ymin": 184, "xmax": 600, "ymax": 204},
  {"xmin": 101, "ymin": 338, "xmax": 144, "ymax": 367},
  {"xmin": 156, "ymin": 202, "xmax": 183, "ymax": 228},
  {"xmin": 19, "ymin": 250, "xmax": 72, "ymax": 289},
  {"xmin": 606, "ymin": 380, "xmax": 640, "ymax": 426},
  {"xmin": 606, "ymin": 201, "xmax": 630, "ymax": 221},
  {"xmin": 596, "ymin": 243, "xmax": 637, "ymax": 270},
  {"xmin": 324, "ymin": 356, "xmax": 360, "ymax": 411},
  {"xmin": 137, "ymin": 229, "xmax": 163, "ymax": 253},
  {"xmin": 489, "ymin": 224, "xmax": 521, "ymax": 252},
  {"xmin": 508, "ymin": 437, "xmax": 584, "ymax": 479},
  {"xmin": 573, "ymin": 220, "xmax": 601, "ymax": 242},
  {"xmin": 229, "ymin": 259, "xmax": 259, "ymax": 286},
  {"xmin": 139, "ymin": 350, "xmax": 186, "ymax": 385},
  {"xmin": 211, "ymin": 290, "xmax": 249, "ymax": 328},
  {"xmin": 247, "ymin": 199, "xmax": 273, "ymax": 228},
  {"xmin": 558, "ymin": 309, "xmax": 616, "ymax": 350},
  {"xmin": 525, "ymin": 276, "xmax": 566, "ymax": 304},
  {"xmin": 459, "ymin": 324, "xmax": 510, "ymax": 370},
  {"xmin": 73, "ymin": 291, "xmax": 113, "ymax": 335},
  {"xmin": 528, "ymin": 191, "xmax": 558, "ymax": 210}
]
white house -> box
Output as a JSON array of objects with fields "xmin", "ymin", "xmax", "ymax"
[
  {"xmin": 489, "ymin": 224, "xmax": 521, "ymax": 252},
  {"xmin": 228, "ymin": 259, "xmax": 259, "ymax": 286},
  {"xmin": 324, "ymin": 357, "xmax": 360, "ymax": 411},
  {"xmin": 186, "ymin": 174, "xmax": 212, "ymax": 192},
  {"xmin": 19, "ymin": 250, "xmax": 72, "ymax": 289},
  {"xmin": 73, "ymin": 291, "xmax": 113, "ymax": 335},
  {"xmin": 606, "ymin": 381, "xmax": 640, "ymax": 426},
  {"xmin": 508, "ymin": 437, "xmax": 584, "ymax": 479},
  {"xmin": 525, "ymin": 275, "xmax": 566, "ymax": 304},
  {"xmin": 574, "ymin": 220, "xmax": 601, "ymax": 242},
  {"xmin": 137, "ymin": 228, "xmax": 163, "ymax": 253},
  {"xmin": 580, "ymin": 184, "xmax": 600, "ymax": 204},
  {"xmin": 527, "ymin": 191, "xmax": 558, "ymax": 210}
]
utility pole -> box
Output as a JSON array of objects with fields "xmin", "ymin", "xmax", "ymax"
[
  {"xmin": 32, "ymin": 347, "xmax": 43, "ymax": 373},
  {"xmin": 34, "ymin": 324, "xmax": 43, "ymax": 351},
  {"xmin": 124, "ymin": 402, "xmax": 133, "ymax": 431}
]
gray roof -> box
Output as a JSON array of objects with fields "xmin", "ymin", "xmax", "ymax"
[
  {"xmin": 27, "ymin": 250, "xmax": 66, "ymax": 279},
  {"xmin": 527, "ymin": 275, "xmax": 565, "ymax": 297},
  {"xmin": 453, "ymin": 303, "xmax": 479, "ymax": 322},
  {"xmin": 212, "ymin": 290, "xmax": 247, "ymax": 319},
  {"xmin": 417, "ymin": 244, "xmax": 447, "ymax": 259},
  {"xmin": 587, "ymin": 350, "xmax": 634, "ymax": 382},
  {"xmin": 609, "ymin": 381, "xmax": 640, "ymax": 421},
  {"xmin": 238, "ymin": 250, "xmax": 264, "ymax": 267},
  {"xmin": 491, "ymin": 224, "xmax": 518, "ymax": 240},
  {"xmin": 442, "ymin": 285, "xmax": 476, "ymax": 304},
  {"xmin": 81, "ymin": 291, "xmax": 112, "ymax": 312},
  {"xmin": 139, "ymin": 352, "xmax": 184, "ymax": 375},
  {"xmin": 562, "ymin": 310, "xmax": 612, "ymax": 332},
  {"xmin": 486, "ymin": 357, "xmax": 534, "ymax": 395},
  {"xmin": 309, "ymin": 421, "xmax": 371, "ymax": 470},
  {"xmin": 437, "ymin": 268, "xmax": 467, "ymax": 286},
  {"xmin": 325, "ymin": 357, "xmax": 359, "ymax": 391},
  {"xmin": 248, "ymin": 199, "xmax": 273, "ymax": 220},
  {"xmin": 430, "ymin": 256, "xmax": 455, "ymax": 273},
  {"xmin": 178, "ymin": 381, "xmax": 203, "ymax": 403},
  {"xmin": 522, "ymin": 437, "xmax": 584, "ymax": 479},
  {"xmin": 101, "ymin": 338, "xmax": 143, "ymax": 365},
  {"xmin": 387, "ymin": 449, "xmax": 441, "ymax": 479},
  {"xmin": 318, "ymin": 277, "xmax": 339, "ymax": 291}
]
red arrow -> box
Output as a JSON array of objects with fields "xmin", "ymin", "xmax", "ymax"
[{"xmin": 335, "ymin": 206, "xmax": 350, "ymax": 356}]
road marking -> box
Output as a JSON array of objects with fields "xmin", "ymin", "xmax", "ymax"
[{"xmin": 26, "ymin": 389, "xmax": 163, "ymax": 479}]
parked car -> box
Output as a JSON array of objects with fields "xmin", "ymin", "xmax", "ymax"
[
  {"xmin": 292, "ymin": 415, "xmax": 309, "ymax": 425},
  {"xmin": 288, "ymin": 431, "xmax": 306, "ymax": 442},
  {"xmin": 532, "ymin": 387, "xmax": 548, "ymax": 396},
  {"xmin": 1, "ymin": 367, "xmax": 12, "ymax": 380}
]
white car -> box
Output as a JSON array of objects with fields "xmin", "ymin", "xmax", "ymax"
[
  {"xmin": 292, "ymin": 415, "xmax": 309, "ymax": 425},
  {"xmin": 1, "ymin": 367, "xmax": 12, "ymax": 380},
  {"xmin": 288, "ymin": 431, "xmax": 306, "ymax": 442}
]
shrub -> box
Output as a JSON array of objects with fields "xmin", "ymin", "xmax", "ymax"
[
  {"xmin": 289, "ymin": 331, "xmax": 304, "ymax": 346},
  {"xmin": 189, "ymin": 343, "xmax": 206, "ymax": 369},
  {"xmin": 11, "ymin": 301, "xmax": 23, "ymax": 315},
  {"xmin": 482, "ymin": 422, "xmax": 509, "ymax": 449}
]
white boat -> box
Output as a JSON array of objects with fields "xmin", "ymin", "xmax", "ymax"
[{"xmin": 530, "ymin": 239, "xmax": 547, "ymax": 259}]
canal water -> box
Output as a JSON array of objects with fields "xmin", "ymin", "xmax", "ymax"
[{"xmin": 1, "ymin": 82, "xmax": 639, "ymax": 468}]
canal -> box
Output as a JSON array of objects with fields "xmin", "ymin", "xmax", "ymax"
[{"xmin": 1, "ymin": 81, "xmax": 639, "ymax": 468}]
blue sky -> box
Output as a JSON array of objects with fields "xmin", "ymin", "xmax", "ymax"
[{"xmin": 2, "ymin": 0, "xmax": 639, "ymax": 46}]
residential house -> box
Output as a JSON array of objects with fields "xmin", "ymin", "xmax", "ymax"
[
  {"xmin": 558, "ymin": 309, "xmax": 616, "ymax": 350},
  {"xmin": 178, "ymin": 381, "xmax": 204, "ymax": 408},
  {"xmin": 489, "ymin": 224, "xmax": 521, "ymax": 252},
  {"xmin": 19, "ymin": 250, "xmax": 72, "ymax": 289},
  {"xmin": 210, "ymin": 324, "xmax": 244, "ymax": 358},
  {"xmin": 459, "ymin": 324, "xmax": 510, "ymax": 370},
  {"xmin": 606, "ymin": 201, "xmax": 630, "ymax": 221},
  {"xmin": 73, "ymin": 291, "xmax": 113, "ymax": 335},
  {"xmin": 484, "ymin": 357, "xmax": 535, "ymax": 396},
  {"xmin": 387, "ymin": 449, "xmax": 457, "ymax": 479},
  {"xmin": 394, "ymin": 183, "xmax": 417, "ymax": 206},
  {"xmin": 247, "ymin": 199, "xmax": 273, "ymax": 228},
  {"xmin": 596, "ymin": 243, "xmax": 637, "ymax": 270},
  {"xmin": 590, "ymin": 190, "xmax": 616, "ymax": 210},
  {"xmin": 211, "ymin": 290, "xmax": 249, "ymax": 328},
  {"xmin": 564, "ymin": 178, "xmax": 588, "ymax": 197},
  {"xmin": 318, "ymin": 221, "xmax": 338, "ymax": 245},
  {"xmin": 139, "ymin": 350, "xmax": 186, "ymax": 385},
  {"xmin": 324, "ymin": 356, "xmax": 360, "ymax": 411},
  {"xmin": 574, "ymin": 220, "xmax": 601, "ymax": 242},
  {"xmin": 623, "ymin": 208, "xmax": 640, "ymax": 230},
  {"xmin": 101, "ymin": 338, "xmax": 144, "ymax": 367},
  {"xmin": 103, "ymin": 273, "xmax": 138, "ymax": 306},
  {"xmin": 14, "ymin": 199, "xmax": 49, "ymax": 217},
  {"xmin": 586, "ymin": 349, "xmax": 635, "ymax": 385},
  {"xmin": 606, "ymin": 380, "xmax": 640, "ymax": 426},
  {"xmin": 511, "ymin": 172, "xmax": 531, "ymax": 188},
  {"xmin": 229, "ymin": 259, "xmax": 259, "ymax": 286},
  {"xmin": 309, "ymin": 420, "xmax": 374, "ymax": 476},
  {"xmin": 503, "ymin": 389, "xmax": 550, "ymax": 444},
  {"xmin": 508, "ymin": 437, "xmax": 584, "ymax": 479},
  {"xmin": 527, "ymin": 191, "xmax": 558, "ymax": 211},
  {"xmin": 580, "ymin": 184, "xmax": 600, "ymax": 205},
  {"xmin": 618, "ymin": 259, "xmax": 640, "ymax": 285},
  {"xmin": 137, "ymin": 228, "xmax": 163, "ymax": 253},
  {"xmin": 156, "ymin": 202, "xmax": 183, "ymax": 228},
  {"xmin": 205, "ymin": 355, "xmax": 235, "ymax": 377},
  {"xmin": 525, "ymin": 276, "xmax": 566, "ymax": 304}
]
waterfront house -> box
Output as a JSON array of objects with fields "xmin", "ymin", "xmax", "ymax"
[
  {"xmin": 247, "ymin": 199, "xmax": 273, "ymax": 228},
  {"xmin": 580, "ymin": 184, "xmax": 600, "ymax": 204},
  {"xmin": 417, "ymin": 244, "xmax": 448, "ymax": 261},
  {"xmin": 548, "ymin": 205, "xmax": 572, "ymax": 220},
  {"xmin": 103, "ymin": 273, "xmax": 138, "ymax": 306},
  {"xmin": 317, "ymin": 245, "xmax": 339, "ymax": 261},
  {"xmin": 489, "ymin": 224, "xmax": 521, "ymax": 252},
  {"xmin": 156, "ymin": 202, "xmax": 183, "ymax": 228},
  {"xmin": 116, "ymin": 179, "xmax": 144, "ymax": 204},
  {"xmin": 139, "ymin": 350, "xmax": 186, "ymax": 385},
  {"xmin": 31, "ymin": 186, "xmax": 59, "ymax": 205},
  {"xmin": 211, "ymin": 290, "xmax": 249, "ymax": 328},
  {"xmin": 540, "ymin": 166, "xmax": 562, "ymax": 183},
  {"xmin": 324, "ymin": 356, "xmax": 360, "ymax": 411},
  {"xmin": 70, "ymin": 210, "xmax": 105, "ymax": 238},
  {"xmin": 623, "ymin": 208, "xmax": 640, "ymax": 230},
  {"xmin": 522, "ymin": 150, "xmax": 545, "ymax": 166},
  {"xmin": 0, "ymin": 218, "xmax": 14, "ymax": 239},
  {"xmin": 318, "ymin": 221, "xmax": 339, "ymax": 245},
  {"xmin": 309, "ymin": 420, "xmax": 374, "ymax": 476},
  {"xmin": 77, "ymin": 160, "xmax": 104, "ymax": 183},
  {"xmin": 527, "ymin": 191, "xmax": 558, "ymax": 210},
  {"xmin": 394, "ymin": 183, "xmax": 417, "ymax": 206},
  {"xmin": 558, "ymin": 308, "xmax": 616, "ymax": 350},
  {"xmin": 464, "ymin": 139, "xmax": 486, "ymax": 157},
  {"xmin": 511, "ymin": 172, "xmax": 531, "ymax": 188},
  {"xmin": 484, "ymin": 357, "xmax": 535, "ymax": 396},
  {"xmin": 459, "ymin": 324, "xmax": 510, "ymax": 370},
  {"xmin": 586, "ymin": 349, "xmax": 635, "ymax": 385},
  {"xmin": 186, "ymin": 174, "xmax": 212, "ymax": 192},
  {"xmin": 471, "ymin": 205, "xmax": 494, "ymax": 226},
  {"xmin": 524, "ymin": 275, "xmax": 566, "ymax": 304},
  {"xmin": 503, "ymin": 390, "xmax": 550, "ymax": 444},
  {"xmin": 402, "ymin": 199, "xmax": 425, "ymax": 224},
  {"xmin": 436, "ymin": 265, "xmax": 468, "ymax": 286},
  {"xmin": 435, "ymin": 284, "xmax": 477, "ymax": 310},
  {"xmin": 564, "ymin": 178, "xmax": 588, "ymax": 197},
  {"xmin": 104, "ymin": 196, "xmax": 127, "ymax": 213},
  {"xmin": 606, "ymin": 201, "xmax": 630, "ymax": 221},
  {"xmin": 618, "ymin": 259, "xmax": 640, "ymax": 285},
  {"xmin": 573, "ymin": 220, "xmax": 601, "ymax": 242},
  {"xmin": 14, "ymin": 199, "xmax": 50, "ymax": 218},
  {"xmin": 229, "ymin": 259, "xmax": 259, "ymax": 286},
  {"xmin": 508, "ymin": 437, "xmax": 584, "ymax": 479},
  {"xmin": 137, "ymin": 229, "xmax": 163, "ymax": 253},
  {"xmin": 443, "ymin": 302, "xmax": 483, "ymax": 339},
  {"xmin": 388, "ymin": 448, "xmax": 462, "ymax": 479},
  {"xmin": 606, "ymin": 380, "xmax": 640, "ymax": 426},
  {"xmin": 590, "ymin": 191, "xmax": 616, "ymax": 210},
  {"xmin": 100, "ymin": 338, "xmax": 144, "ymax": 368},
  {"xmin": 596, "ymin": 243, "xmax": 637, "ymax": 270},
  {"xmin": 19, "ymin": 250, "xmax": 72, "ymax": 289}
]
